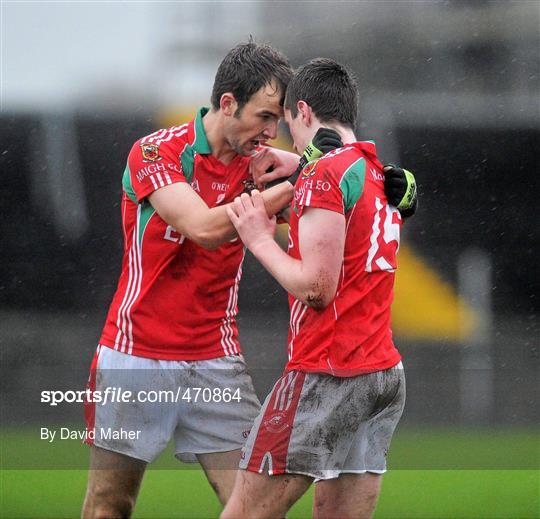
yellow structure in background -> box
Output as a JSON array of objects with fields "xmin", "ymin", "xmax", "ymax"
[
  {"xmin": 392, "ymin": 244, "xmax": 476, "ymax": 341},
  {"xmin": 159, "ymin": 107, "xmax": 476, "ymax": 342},
  {"xmin": 158, "ymin": 107, "xmax": 196, "ymax": 128}
]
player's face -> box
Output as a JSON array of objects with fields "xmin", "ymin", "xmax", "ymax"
[
  {"xmin": 224, "ymin": 82, "xmax": 283, "ymax": 156},
  {"xmin": 284, "ymin": 108, "xmax": 313, "ymax": 154}
]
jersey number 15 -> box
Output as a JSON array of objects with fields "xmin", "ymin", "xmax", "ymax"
[{"xmin": 365, "ymin": 197, "xmax": 401, "ymax": 272}]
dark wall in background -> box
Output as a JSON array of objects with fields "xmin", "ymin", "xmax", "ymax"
[
  {"xmin": 397, "ymin": 126, "xmax": 539, "ymax": 315},
  {"xmin": 2, "ymin": 115, "xmax": 538, "ymax": 315},
  {"xmin": 1, "ymin": 114, "xmax": 154, "ymax": 311}
]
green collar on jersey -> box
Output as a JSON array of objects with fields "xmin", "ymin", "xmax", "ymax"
[{"xmin": 193, "ymin": 107, "xmax": 212, "ymax": 155}]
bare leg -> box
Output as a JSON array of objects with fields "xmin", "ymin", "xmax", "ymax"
[
  {"xmin": 221, "ymin": 469, "xmax": 312, "ymax": 519},
  {"xmin": 313, "ymin": 473, "xmax": 382, "ymax": 519},
  {"xmin": 81, "ymin": 445, "xmax": 147, "ymax": 519},
  {"xmin": 196, "ymin": 449, "xmax": 243, "ymax": 505}
]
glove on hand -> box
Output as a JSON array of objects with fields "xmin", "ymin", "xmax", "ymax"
[
  {"xmin": 383, "ymin": 165, "xmax": 418, "ymax": 218},
  {"xmin": 267, "ymin": 128, "xmax": 343, "ymax": 188}
]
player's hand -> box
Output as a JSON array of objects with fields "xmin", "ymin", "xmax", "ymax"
[
  {"xmin": 287, "ymin": 127, "xmax": 343, "ymax": 186},
  {"xmin": 250, "ymin": 148, "xmax": 299, "ymax": 188},
  {"xmin": 267, "ymin": 128, "xmax": 343, "ymax": 189},
  {"xmin": 302, "ymin": 127, "xmax": 343, "ymax": 163},
  {"xmin": 226, "ymin": 190, "xmax": 277, "ymax": 252},
  {"xmin": 383, "ymin": 165, "xmax": 418, "ymax": 218}
]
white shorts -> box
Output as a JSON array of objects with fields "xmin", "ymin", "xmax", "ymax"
[
  {"xmin": 84, "ymin": 345, "xmax": 261, "ymax": 464},
  {"xmin": 239, "ymin": 363, "xmax": 405, "ymax": 480}
]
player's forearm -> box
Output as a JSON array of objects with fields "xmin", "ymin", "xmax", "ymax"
[
  {"xmin": 249, "ymin": 239, "xmax": 333, "ymax": 309},
  {"xmin": 192, "ymin": 205, "xmax": 237, "ymax": 249},
  {"xmin": 193, "ymin": 188, "xmax": 289, "ymax": 249},
  {"xmin": 260, "ymin": 181, "xmax": 294, "ymax": 214},
  {"xmin": 198, "ymin": 183, "xmax": 294, "ymax": 249}
]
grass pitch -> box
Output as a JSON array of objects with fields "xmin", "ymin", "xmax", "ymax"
[{"xmin": 1, "ymin": 428, "xmax": 538, "ymax": 518}]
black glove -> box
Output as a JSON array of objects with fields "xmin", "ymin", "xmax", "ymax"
[
  {"xmin": 267, "ymin": 128, "xmax": 343, "ymax": 188},
  {"xmin": 383, "ymin": 165, "xmax": 418, "ymax": 218}
]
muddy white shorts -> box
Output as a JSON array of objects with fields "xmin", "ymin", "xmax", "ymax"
[
  {"xmin": 239, "ymin": 363, "xmax": 405, "ymax": 479},
  {"xmin": 84, "ymin": 345, "xmax": 261, "ymax": 464}
]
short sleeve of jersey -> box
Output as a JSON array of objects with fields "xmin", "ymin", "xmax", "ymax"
[
  {"xmin": 124, "ymin": 138, "xmax": 187, "ymax": 203},
  {"xmin": 295, "ymin": 155, "xmax": 366, "ymax": 217},
  {"xmin": 295, "ymin": 160, "xmax": 344, "ymax": 216}
]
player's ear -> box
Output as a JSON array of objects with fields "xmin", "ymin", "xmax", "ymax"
[
  {"xmin": 297, "ymin": 101, "xmax": 312, "ymax": 126},
  {"xmin": 220, "ymin": 93, "xmax": 238, "ymax": 117}
]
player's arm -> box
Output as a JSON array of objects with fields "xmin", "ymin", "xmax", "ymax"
[
  {"xmin": 250, "ymin": 147, "xmax": 300, "ymax": 188},
  {"xmin": 227, "ymin": 191, "xmax": 345, "ymax": 309},
  {"xmin": 250, "ymin": 147, "xmax": 299, "ymax": 188},
  {"xmin": 149, "ymin": 182, "xmax": 293, "ymax": 250}
]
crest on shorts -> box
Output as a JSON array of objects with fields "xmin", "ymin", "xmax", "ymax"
[
  {"xmin": 140, "ymin": 143, "xmax": 161, "ymax": 163},
  {"xmin": 263, "ymin": 411, "xmax": 289, "ymax": 434},
  {"xmin": 301, "ymin": 160, "xmax": 318, "ymax": 179}
]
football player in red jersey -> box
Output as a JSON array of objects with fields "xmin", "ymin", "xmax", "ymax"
[
  {"xmin": 223, "ymin": 58, "xmax": 408, "ymax": 519},
  {"xmin": 82, "ymin": 42, "xmax": 416, "ymax": 517}
]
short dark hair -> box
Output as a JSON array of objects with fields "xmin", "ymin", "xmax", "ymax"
[
  {"xmin": 285, "ymin": 58, "xmax": 358, "ymax": 129},
  {"xmin": 211, "ymin": 40, "xmax": 293, "ymax": 112}
]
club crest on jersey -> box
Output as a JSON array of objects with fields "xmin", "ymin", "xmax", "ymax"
[
  {"xmin": 301, "ymin": 160, "xmax": 318, "ymax": 179},
  {"xmin": 140, "ymin": 143, "xmax": 161, "ymax": 163}
]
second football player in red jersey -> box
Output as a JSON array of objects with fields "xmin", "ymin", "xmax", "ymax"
[{"xmin": 224, "ymin": 58, "xmax": 407, "ymax": 519}]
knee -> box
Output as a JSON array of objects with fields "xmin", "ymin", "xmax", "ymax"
[
  {"xmin": 221, "ymin": 504, "xmax": 283, "ymax": 519},
  {"xmin": 220, "ymin": 498, "xmax": 243, "ymax": 519},
  {"xmin": 220, "ymin": 495, "xmax": 254, "ymax": 519},
  {"xmin": 83, "ymin": 483, "xmax": 136, "ymax": 519},
  {"xmin": 220, "ymin": 507, "xmax": 240, "ymax": 519}
]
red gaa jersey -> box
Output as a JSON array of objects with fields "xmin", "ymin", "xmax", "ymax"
[
  {"xmin": 99, "ymin": 108, "xmax": 251, "ymax": 360},
  {"xmin": 286, "ymin": 141, "xmax": 402, "ymax": 376}
]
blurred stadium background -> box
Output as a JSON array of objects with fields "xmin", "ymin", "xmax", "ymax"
[{"xmin": 1, "ymin": 1, "xmax": 538, "ymax": 518}]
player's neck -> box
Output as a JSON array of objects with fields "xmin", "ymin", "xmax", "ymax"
[
  {"xmin": 202, "ymin": 110, "xmax": 237, "ymax": 164},
  {"xmin": 328, "ymin": 124, "xmax": 356, "ymax": 146}
]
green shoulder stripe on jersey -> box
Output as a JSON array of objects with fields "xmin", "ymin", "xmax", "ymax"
[
  {"xmin": 193, "ymin": 107, "xmax": 212, "ymax": 154},
  {"xmin": 180, "ymin": 145, "xmax": 196, "ymax": 184},
  {"xmin": 339, "ymin": 157, "xmax": 366, "ymax": 212},
  {"xmin": 180, "ymin": 107, "xmax": 212, "ymax": 185},
  {"xmin": 122, "ymin": 164, "xmax": 138, "ymax": 204},
  {"xmin": 138, "ymin": 201, "xmax": 156, "ymax": 244}
]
